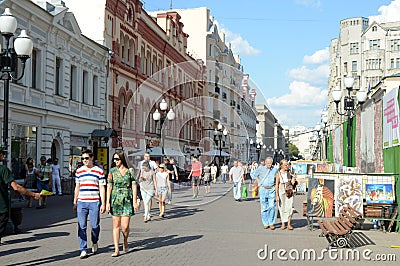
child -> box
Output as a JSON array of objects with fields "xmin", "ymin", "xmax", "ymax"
[{"xmin": 156, "ymin": 164, "xmax": 170, "ymax": 218}]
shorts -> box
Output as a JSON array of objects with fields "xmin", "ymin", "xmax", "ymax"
[
  {"xmin": 157, "ymin": 186, "xmax": 168, "ymax": 195},
  {"xmin": 192, "ymin": 176, "xmax": 200, "ymax": 186},
  {"xmin": 0, "ymin": 212, "xmax": 9, "ymax": 237},
  {"xmin": 204, "ymin": 180, "xmax": 211, "ymax": 185}
]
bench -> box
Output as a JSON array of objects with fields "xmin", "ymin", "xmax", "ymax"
[{"xmin": 317, "ymin": 206, "xmax": 363, "ymax": 249}]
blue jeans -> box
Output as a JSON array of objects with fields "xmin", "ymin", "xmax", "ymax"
[
  {"xmin": 221, "ymin": 173, "xmax": 227, "ymax": 183},
  {"xmin": 259, "ymin": 187, "xmax": 277, "ymax": 226},
  {"xmin": 233, "ymin": 181, "xmax": 242, "ymax": 200},
  {"xmin": 77, "ymin": 201, "xmax": 101, "ymax": 252}
]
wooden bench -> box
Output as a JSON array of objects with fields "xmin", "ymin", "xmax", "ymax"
[{"xmin": 317, "ymin": 206, "xmax": 363, "ymax": 249}]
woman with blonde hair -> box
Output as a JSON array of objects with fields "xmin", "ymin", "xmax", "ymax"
[
  {"xmin": 106, "ymin": 151, "xmax": 138, "ymax": 257},
  {"xmin": 275, "ymin": 159, "xmax": 297, "ymax": 230}
]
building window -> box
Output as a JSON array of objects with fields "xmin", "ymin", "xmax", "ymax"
[
  {"xmin": 350, "ymin": 43, "xmax": 359, "ymax": 54},
  {"xmin": 352, "ymin": 61, "xmax": 357, "ymax": 72},
  {"xmin": 390, "ymin": 39, "xmax": 400, "ymax": 51},
  {"xmin": 70, "ymin": 65, "xmax": 77, "ymax": 101},
  {"xmin": 30, "ymin": 49, "xmax": 41, "ymax": 89},
  {"xmin": 366, "ymin": 59, "xmax": 382, "ymax": 69},
  {"xmin": 344, "ymin": 62, "xmax": 348, "ymax": 73},
  {"xmin": 55, "ymin": 57, "xmax": 62, "ymax": 95},
  {"xmin": 397, "ymin": 58, "xmax": 400, "ymax": 69},
  {"xmin": 369, "ymin": 39, "xmax": 380, "ymax": 50},
  {"xmin": 372, "ymin": 26, "xmax": 377, "ymax": 32},
  {"xmin": 391, "ymin": 58, "xmax": 395, "ymax": 69},
  {"xmin": 93, "ymin": 75, "xmax": 99, "ymax": 106},
  {"xmin": 10, "ymin": 124, "xmax": 37, "ymax": 178},
  {"xmin": 82, "ymin": 70, "xmax": 89, "ymax": 104}
]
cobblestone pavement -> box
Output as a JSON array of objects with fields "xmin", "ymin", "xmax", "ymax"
[{"xmin": 1, "ymin": 182, "xmax": 399, "ymax": 265}]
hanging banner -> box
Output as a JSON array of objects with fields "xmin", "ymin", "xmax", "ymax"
[{"xmin": 383, "ymin": 88, "xmax": 400, "ymax": 148}]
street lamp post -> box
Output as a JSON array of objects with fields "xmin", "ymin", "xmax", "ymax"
[
  {"xmin": 152, "ymin": 98, "xmax": 175, "ymax": 157},
  {"xmin": 321, "ymin": 107, "xmax": 329, "ymax": 160},
  {"xmin": 0, "ymin": 8, "xmax": 33, "ymax": 164},
  {"xmin": 213, "ymin": 123, "xmax": 228, "ymax": 169},
  {"xmin": 332, "ymin": 74, "xmax": 367, "ymax": 166}
]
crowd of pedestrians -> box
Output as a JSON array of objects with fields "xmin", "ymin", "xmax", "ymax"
[{"xmin": 1, "ymin": 145, "xmax": 297, "ymax": 258}]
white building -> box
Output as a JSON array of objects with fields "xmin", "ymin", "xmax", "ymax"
[
  {"xmin": 0, "ymin": 0, "xmax": 109, "ymax": 178},
  {"xmin": 328, "ymin": 17, "xmax": 400, "ymax": 125}
]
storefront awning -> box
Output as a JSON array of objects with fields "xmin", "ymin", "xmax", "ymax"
[{"xmin": 90, "ymin": 128, "xmax": 117, "ymax": 138}]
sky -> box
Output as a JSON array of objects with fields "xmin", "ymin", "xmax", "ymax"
[{"xmin": 62, "ymin": 0, "xmax": 400, "ymax": 128}]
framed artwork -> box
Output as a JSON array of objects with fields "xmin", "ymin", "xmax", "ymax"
[
  {"xmin": 335, "ymin": 175, "xmax": 363, "ymax": 216},
  {"xmin": 294, "ymin": 163, "xmax": 307, "ymax": 175},
  {"xmin": 306, "ymin": 177, "xmax": 335, "ymax": 218},
  {"xmin": 365, "ymin": 184, "xmax": 394, "ymax": 204},
  {"xmin": 296, "ymin": 181, "xmax": 307, "ymax": 193}
]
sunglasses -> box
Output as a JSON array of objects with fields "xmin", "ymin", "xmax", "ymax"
[
  {"xmin": 113, "ymin": 158, "xmax": 121, "ymax": 161},
  {"xmin": 82, "ymin": 157, "xmax": 90, "ymax": 161}
]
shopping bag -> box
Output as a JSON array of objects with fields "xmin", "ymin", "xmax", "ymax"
[
  {"xmin": 40, "ymin": 189, "xmax": 54, "ymax": 196},
  {"xmin": 242, "ymin": 184, "xmax": 247, "ymax": 198},
  {"xmin": 252, "ymin": 186, "xmax": 259, "ymax": 197}
]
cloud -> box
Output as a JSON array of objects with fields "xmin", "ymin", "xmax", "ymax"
[
  {"xmin": 303, "ymin": 47, "xmax": 330, "ymax": 65},
  {"xmin": 288, "ymin": 64, "xmax": 329, "ymax": 85},
  {"xmin": 295, "ymin": 0, "xmax": 321, "ymax": 8},
  {"xmin": 215, "ymin": 21, "xmax": 261, "ymax": 56},
  {"xmin": 369, "ymin": 0, "xmax": 400, "ymax": 23},
  {"xmin": 267, "ymin": 81, "xmax": 328, "ymax": 108}
]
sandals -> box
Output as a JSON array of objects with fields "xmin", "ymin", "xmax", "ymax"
[{"xmin": 111, "ymin": 252, "xmax": 119, "ymax": 257}]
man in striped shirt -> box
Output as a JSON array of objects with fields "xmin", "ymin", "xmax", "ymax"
[{"xmin": 73, "ymin": 149, "xmax": 106, "ymax": 259}]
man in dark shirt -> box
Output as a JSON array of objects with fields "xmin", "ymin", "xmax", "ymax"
[
  {"xmin": 163, "ymin": 157, "xmax": 175, "ymax": 204},
  {"xmin": 0, "ymin": 148, "xmax": 41, "ymax": 244}
]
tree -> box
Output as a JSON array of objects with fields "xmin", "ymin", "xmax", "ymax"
[{"xmin": 289, "ymin": 142, "xmax": 299, "ymax": 158}]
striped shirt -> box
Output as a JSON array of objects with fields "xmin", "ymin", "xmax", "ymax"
[{"xmin": 75, "ymin": 165, "xmax": 106, "ymax": 202}]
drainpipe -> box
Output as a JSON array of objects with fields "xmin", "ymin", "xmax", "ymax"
[{"xmin": 105, "ymin": 48, "xmax": 113, "ymax": 128}]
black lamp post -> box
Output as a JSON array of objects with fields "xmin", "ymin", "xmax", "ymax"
[
  {"xmin": 320, "ymin": 106, "xmax": 329, "ymax": 160},
  {"xmin": 0, "ymin": 8, "xmax": 33, "ymax": 164},
  {"xmin": 332, "ymin": 74, "xmax": 367, "ymax": 166},
  {"xmin": 213, "ymin": 123, "xmax": 228, "ymax": 169},
  {"xmin": 152, "ymin": 98, "xmax": 175, "ymax": 158}
]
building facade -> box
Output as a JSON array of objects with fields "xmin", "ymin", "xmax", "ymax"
[
  {"xmin": 149, "ymin": 7, "xmax": 255, "ymax": 164},
  {"xmin": 0, "ymin": 0, "xmax": 109, "ymax": 178}
]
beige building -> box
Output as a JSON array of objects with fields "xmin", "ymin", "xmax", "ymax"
[{"xmin": 149, "ymin": 7, "xmax": 257, "ymax": 163}]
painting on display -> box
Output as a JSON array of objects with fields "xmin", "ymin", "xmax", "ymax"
[
  {"xmin": 335, "ymin": 175, "xmax": 363, "ymax": 217},
  {"xmin": 365, "ymin": 184, "xmax": 395, "ymax": 204},
  {"xmin": 306, "ymin": 164, "xmax": 316, "ymax": 175},
  {"xmin": 296, "ymin": 181, "xmax": 307, "ymax": 193},
  {"xmin": 306, "ymin": 175, "xmax": 335, "ymax": 218},
  {"xmin": 294, "ymin": 163, "xmax": 307, "ymax": 175}
]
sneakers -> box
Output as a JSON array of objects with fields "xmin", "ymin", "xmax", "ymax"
[
  {"xmin": 92, "ymin": 243, "xmax": 98, "ymax": 254},
  {"xmin": 80, "ymin": 250, "xmax": 88, "ymax": 259}
]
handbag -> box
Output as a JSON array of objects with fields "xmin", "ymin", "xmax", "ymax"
[{"xmin": 285, "ymin": 182, "xmax": 293, "ymax": 198}]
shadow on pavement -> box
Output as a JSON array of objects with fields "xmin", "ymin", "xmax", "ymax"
[
  {"xmin": 349, "ymin": 232, "xmax": 376, "ymax": 248},
  {"xmin": 17, "ymin": 195, "xmax": 76, "ymax": 232},
  {"xmin": 132, "ymin": 234, "xmax": 203, "ymax": 251},
  {"xmin": 7, "ymin": 249, "xmax": 78, "ymax": 266},
  {"xmin": 0, "ymin": 246, "xmax": 39, "ymax": 257},
  {"xmin": 4, "ymin": 231, "xmax": 70, "ymax": 245},
  {"xmin": 158, "ymin": 206, "xmax": 203, "ymax": 221}
]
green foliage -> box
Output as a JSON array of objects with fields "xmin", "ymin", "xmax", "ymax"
[{"xmin": 289, "ymin": 142, "xmax": 299, "ymax": 157}]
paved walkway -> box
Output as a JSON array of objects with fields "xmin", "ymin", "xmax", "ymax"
[{"xmin": 1, "ymin": 182, "xmax": 399, "ymax": 265}]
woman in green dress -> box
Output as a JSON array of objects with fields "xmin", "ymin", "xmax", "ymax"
[{"xmin": 106, "ymin": 151, "xmax": 138, "ymax": 257}]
